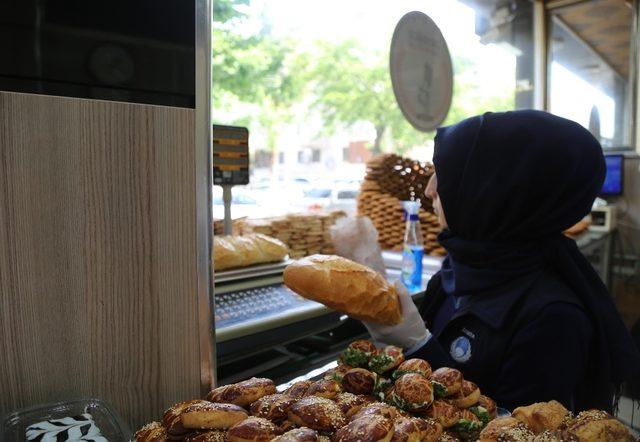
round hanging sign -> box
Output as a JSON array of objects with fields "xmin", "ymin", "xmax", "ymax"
[{"xmin": 390, "ymin": 11, "xmax": 453, "ymax": 132}]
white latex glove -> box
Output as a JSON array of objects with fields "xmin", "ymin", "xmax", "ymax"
[{"xmin": 363, "ymin": 280, "xmax": 431, "ymax": 351}]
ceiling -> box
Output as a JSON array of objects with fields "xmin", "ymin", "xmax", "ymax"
[{"xmin": 553, "ymin": 0, "xmax": 632, "ymax": 77}]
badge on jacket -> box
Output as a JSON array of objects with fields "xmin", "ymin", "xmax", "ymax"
[{"xmin": 450, "ymin": 336, "xmax": 472, "ymax": 363}]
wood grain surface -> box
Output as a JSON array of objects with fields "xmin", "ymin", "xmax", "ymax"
[{"xmin": 0, "ymin": 91, "xmax": 204, "ymax": 429}]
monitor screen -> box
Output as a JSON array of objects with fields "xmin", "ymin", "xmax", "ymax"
[
  {"xmin": 0, "ymin": 0, "xmax": 195, "ymax": 108},
  {"xmin": 600, "ymin": 154, "xmax": 624, "ymax": 196}
]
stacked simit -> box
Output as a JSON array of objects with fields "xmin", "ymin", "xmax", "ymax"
[{"xmin": 357, "ymin": 154, "xmax": 446, "ymax": 255}]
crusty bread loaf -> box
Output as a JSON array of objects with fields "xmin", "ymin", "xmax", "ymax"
[
  {"xmin": 282, "ymin": 255, "xmax": 402, "ymax": 325},
  {"xmin": 213, "ymin": 234, "xmax": 288, "ymax": 271}
]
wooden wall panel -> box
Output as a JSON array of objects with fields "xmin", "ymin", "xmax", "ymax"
[{"xmin": 0, "ymin": 91, "xmax": 203, "ymax": 429}]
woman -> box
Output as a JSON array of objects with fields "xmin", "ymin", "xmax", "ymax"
[{"xmin": 365, "ymin": 110, "xmax": 640, "ymax": 412}]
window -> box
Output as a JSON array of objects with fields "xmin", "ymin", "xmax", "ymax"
[
  {"xmin": 548, "ymin": 3, "xmax": 632, "ymax": 149},
  {"xmin": 213, "ymin": 0, "xmax": 533, "ymax": 219}
]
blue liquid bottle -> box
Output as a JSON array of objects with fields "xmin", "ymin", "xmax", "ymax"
[{"xmin": 401, "ymin": 201, "xmax": 424, "ymax": 292}]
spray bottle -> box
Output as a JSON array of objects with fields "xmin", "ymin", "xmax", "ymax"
[{"xmin": 401, "ymin": 200, "xmax": 424, "ymax": 292}]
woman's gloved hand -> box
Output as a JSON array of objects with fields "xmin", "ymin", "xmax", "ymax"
[{"xmin": 363, "ymin": 280, "xmax": 431, "ymax": 351}]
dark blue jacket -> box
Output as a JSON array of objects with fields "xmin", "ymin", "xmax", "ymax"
[{"xmin": 411, "ymin": 269, "xmax": 596, "ymax": 412}]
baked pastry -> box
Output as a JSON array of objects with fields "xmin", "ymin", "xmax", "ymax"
[
  {"xmin": 249, "ymin": 393, "xmax": 296, "ymax": 422},
  {"xmin": 451, "ymin": 380, "xmax": 480, "ymax": 409},
  {"xmin": 226, "ymin": 416, "xmax": 281, "ymax": 442},
  {"xmin": 391, "ymin": 416, "xmax": 443, "ymax": 442},
  {"xmin": 271, "ymin": 427, "xmax": 319, "ymax": 442},
  {"xmin": 323, "ymin": 365, "xmax": 352, "ymax": 383},
  {"xmin": 532, "ymin": 430, "xmax": 577, "ymax": 442},
  {"xmin": 339, "ymin": 340, "xmax": 378, "ymax": 368},
  {"xmin": 429, "ymin": 368, "xmax": 463, "ymax": 398},
  {"xmin": 564, "ymin": 409, "xmax": 636, "ymax": 441},
  {"xmin": 474, "ymin": 395, "xmax": 498, "ymax": 420},
  {"xmin": 135, "ymin": 421, "xmax": 168, "ymax": 442},
  {"xmin": 450, "ymin": 409, "xmax": 482, "ymax": 441},
  {"xmin": 206, "ymin": 377, "xmax": 276, "ymax": 407},
  {"xmin": 184, "ymin": 431, "xmax": 227, "ymax": 442},
  {"xmin": 214, "ymin": 234, "xmax": 288, "ymax": 271},
  {"xmin": 478, "ymin": 417, "xmax": 525, "ymax": 442},
  {"xmin": 374, "ymin": 376, "xmax": 394, "ymax": 401},
  {"xmin": 389, "ymin": 373, "xmax": 434, "ymax": 412},
  {"xmin": 512, "ymin": 400, "xmax": 569, "ymax": 434},
  {"xmin": 351, "ymin": 402, "xmax": 400, "ymax": 422},
  {"xmin": 182, "ymin": 402, "xmax": 248, "ymax": 430},
  {"xmin": 306, "ymin": 378, "xmax": 342, "ymax": 399},
  {"xmin": 335, "ymin": 392, "xmax": 374, "ymax": 418},
  {"xmin": 283, "ymin": 255, "xmax": 402, "ymax": 325},
  {"xmin": 392, "ymin": 359, "xmax": 432, "ymax": 379},
  {"xmin": 287, "ymin": 396, "xmax": 346, "ymax": 432},
  {"xmin": 369, "ymin": 346, "xmax": 405, "ymax": 374},
  {"xmin": 278, "ymin": 420, "xmax": 297, "ymax": 433},
  {"xmin": 437, "ymin": 432, "xmax": 461, "ymax": 442},
  {"xmin": 285, "ymin": 381, "xmax": 313, "ymax": 398},
  {"xmin": 342, "ymin": 368, "xmax": 378, "ymax": 395},
  {"xmin": 493, "ymin": 424, "xmax": 535, "ymax": 441},
  {"xmin": 424, "ymin": 400, "xmax": 460, "ymax": 429},
  {"xmin": 163, "ymin": 400, "xmax": 210, "ymax": 438},
  {"xmin": 333, "ymin": 415, "xmax": 394, "ymax": 442}
]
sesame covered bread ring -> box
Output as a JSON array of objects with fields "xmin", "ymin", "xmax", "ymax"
[
  {"xmin": 181, "ymin": 402, "xmax": 248, "ymax": 430},
  {"xmin": 163, "ymin": 400, "xmax": 210, "ymax": 437},
  {"xmin": 249, "ymin": 394, "xmax": 296, "ymax": 422},
  {"xmin": 184, "ymin": 431, "xmax": 227, "ymax": 442},
  {"xmin": 350, "ymin": 402, "xmax": 400, "ymax": 422},
  {"xmin": 333, "ymin": 415, "xmax": 394, "ymax": 442},
  {"xmin": 134, "ymin": 421, "xmax": 168, "ymax": 442},
  {"xmin": 305, "ymin": 378, "xmax": 343, "ymax": 399},
  {"xmin": 287, "ymin": 396, "xmax": 346, "ymax": 432},
  {"xmin": 227, "ymin": 416, "xmax": 281, "ymax": 442},
  {"xmin": 271, "ymin": 427, "xmax": 319, "ymax": 442},
  {"xmin": 334, "ymin": 393, "xmax": 375, "ymax": 418},
  {"xmin": 285, "ymin": 381, "xmax": 313, "ymax": 399},
  {"xmin": 206, "ymin": 378, "xmax": 276, "ymax": 407}
]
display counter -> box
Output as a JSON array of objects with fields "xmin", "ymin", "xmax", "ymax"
[{"xmin": 214, "ymin": 229, "xmax": 615, "ymax": 386}]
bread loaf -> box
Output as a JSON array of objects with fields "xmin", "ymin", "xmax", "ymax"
[
  {"xmin": 282, "ymin": 255, "xmax": 402, "ymax": 325},
  {"xmin": 214, "ymin": 234, "xmax": 289, "ymax": 271}
]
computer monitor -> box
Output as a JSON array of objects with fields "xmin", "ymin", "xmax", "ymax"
[{"xmin": 600, "ymin": 154, "xmax": 624, "ymax": 196}]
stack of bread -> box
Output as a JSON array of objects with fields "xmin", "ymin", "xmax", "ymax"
[
  {"xmin": 357, "ymin": 154, "xmax": 445, "ymax": 255},
  {"xmin": 236, "ymin": 212, "xmax": 346, "ymax": 259},
  {"xmin": 135, "ymin": 339, "xmax": 637, "ymax": 442}
]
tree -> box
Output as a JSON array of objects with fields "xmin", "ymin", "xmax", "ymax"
[
  {"xmin": 309, "ymin": 40, "xmax": 515, "ymax": 155},
  {"xmin": 309, "ymin": 40, "xmax": 429, "ymax": 155}
]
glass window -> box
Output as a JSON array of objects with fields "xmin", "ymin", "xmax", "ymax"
[
  {"xmin": 548, "ymin": 3, "xmax": 632, "ymax": 149},
  {"xmin": 213, "ymin": 0, "xmax": 534, "ymax": 219}
]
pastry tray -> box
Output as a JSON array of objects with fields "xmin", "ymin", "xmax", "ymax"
[{"xmin": 1, "ymin": 398, "xmax": 131, "ymax": 442}]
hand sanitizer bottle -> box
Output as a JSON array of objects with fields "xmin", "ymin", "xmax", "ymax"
[{"xmin": 401, "ymin": 200, "xmax": 424, "ymax": 292}]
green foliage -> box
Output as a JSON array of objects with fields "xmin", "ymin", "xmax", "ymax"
[
  {"xmin": 212, "ymin": 0, "xmax": 515, "ymax": 156},
  {"xmin": 308, "ymin": 40, "xmax": 429, "ymax": 154}
]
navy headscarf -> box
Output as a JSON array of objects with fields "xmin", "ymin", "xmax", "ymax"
[{"xmin": 433, "ymin": 110, "xmax": 640, "ymax": 411}]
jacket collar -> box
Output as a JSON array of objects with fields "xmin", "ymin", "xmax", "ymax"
[{"xmin": 452, "ymin": 271, "xmax": 543, "ymax": 329}]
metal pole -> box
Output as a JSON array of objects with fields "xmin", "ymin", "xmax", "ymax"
[
  {"xmin": 195, "ymin": 0, "xmax": 216, "ymax": 394},
  {"xmin": 223, "ymin": 185, "xmax": 233, "ymax": 235},
  {"xmin": 533, "ymin": 0, "xmax": 548, "ymax": 111}
]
